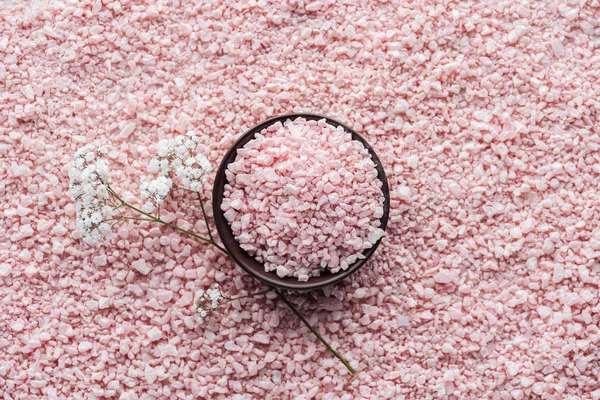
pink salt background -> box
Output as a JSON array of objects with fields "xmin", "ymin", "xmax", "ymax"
[{"xmin": 1, "ymin": 0, "xmax": 599, "ymax": 398}]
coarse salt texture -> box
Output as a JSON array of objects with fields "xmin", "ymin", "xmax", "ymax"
[
  {"xmin": 222, "ymin": 118, "xmax": 385, "ymax": 281},
  {"xmin": 2, "ymin": 0, "xmax": 600, "ymax": 399}
]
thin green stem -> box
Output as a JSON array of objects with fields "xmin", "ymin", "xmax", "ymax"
[
  {"xmin": 107, "ymin": 216, "xmax": 155, "ymax": 223},
  {"xmin": 197, "ymin": 192, "xmax": 214, "ymax": 243},
  {"xmin": 171, "ymin": 184, "xmax": 215, "ymax": 243},
  {"xmin": 274, "ymin": 289, "xmax": 357, "ymax": 375},
  {"xmin": 223, "ymin": 288, "xmax": 273, "ymax": 303},
  {"xmin": 108, "ymin": 216, "xmax": 155, "ymax": 229},
  {"xmin": 173, "ymin": 184, "xmax": 195, "ymax": 194},
  {"xmin": 107, "ymin": 186, "xmax": 230, "ymax": 256}
]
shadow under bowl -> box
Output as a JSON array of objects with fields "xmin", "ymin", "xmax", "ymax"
[{"xmin": 212, "ymin": 113, "xmax": 390, "ymax": 291}]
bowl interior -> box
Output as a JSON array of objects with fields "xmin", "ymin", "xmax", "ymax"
[{"xmin": 212, "ymin": 113, "xmax": 390, "ymax": 290}]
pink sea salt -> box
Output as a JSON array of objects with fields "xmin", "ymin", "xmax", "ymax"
[
  {"xmin": 2, "ymin": 0, "xmax": 600, "ymax": 398},
  {"xmin": 222, "ymin": 118, "xmax": 385, "ymax": 281}
]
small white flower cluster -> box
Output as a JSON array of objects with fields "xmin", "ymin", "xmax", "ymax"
[
  {"xmin": 193, "ymin": 284, "xmax": 224, "ymax": 324},
  {"xmin": 140, "ymin": 176, "xmax": 172, "ymax": 213},
  {"xmin": 68, "ymin": 144, "xmax": 114, "ymax": 245},
  {"xmin": 141, "ymin": 133, "xmax": 212, "ymax": 213}
]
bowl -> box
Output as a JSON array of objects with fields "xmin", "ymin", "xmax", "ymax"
[{"xmin": 212, "ymin": 113, "xmax": 390, "ymax": 290}]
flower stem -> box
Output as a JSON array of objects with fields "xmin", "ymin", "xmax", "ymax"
[
  {"xmin": 196, "ymin": 191, "xmax": 215, "ymax": 243},
  {"xmin": 223, "ymin": 288, "xmax": 273, "ymax": 303},
  {"xmin": 107, "ymin": 216, "xmax": 155, "ymax": 223},
  {"xmin": 171, "ymin": 184, "xmax": 215, "ymax": 243},
  {"xmin": 107, "ymin": 186, "xmax": 230, "ymax": 256},
  {"xmin": 274, "ymin": 289, "xmax": 357, "ymax": 375}
]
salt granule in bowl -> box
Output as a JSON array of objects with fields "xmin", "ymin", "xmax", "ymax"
[{"xmin": 213, "ymin": 113, "xmax": 390, "ymax": 290}]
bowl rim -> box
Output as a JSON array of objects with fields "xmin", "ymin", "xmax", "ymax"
[{"xmin": 212, "ymin": 113, "xmax": 390, "ymax": 291}]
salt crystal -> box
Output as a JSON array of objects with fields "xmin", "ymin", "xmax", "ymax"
[
  {"xmin": 132, "ymin": 259, "xmax": 151, "ymax": 275},
  {"xmin": 507, "ymin": 30, "xmax": 519, "ymax": 44},
  {"xmin": 397, "ymin": 186, "xmax": 411, "ymax": 201},
  {"xmin": 521, "ymin": 377, "xmax": 533, "ymax": 387},
  {"xmin": 532, "ymin": 383, "xmax": 544, "ymax": 395},
  {"xmin": 93, "ymin": 255, "xmax": 107, "ymax": 267},
  {"xmin": 230, "ymin": 199, "xmax": 243, "ymax": 210},
  {"xmin": 50, "ymin": 224, "xmax": 68, "ymax": 236},
  {"xmin": 52, "ymin": 241, "xmax": 65, "ymax": 255},
  {"xmin": 147, "ymin": 327, "xmax": 162, "ymax": 341},
  {"xmin": 396, "ymin": 99, "xmax": 409, "ymax": 112},
  {"xmin": 553, "ymin": 264, "xmax": 564, "ymax": 283},
  {"xmin": 98, "ymin": 297, "xmax": 110, "ymax": 309},
  {"xmin": 433, "ymin": 270, "xmax": 457, "ymax": 284},
  {"xmin": 510, "ymin": 227, "xmax": 522, "ymax": 239},
  {"xmin": 537, "ymin": 306, "xmax": 552, "ymax": 319},
  {"xmin": 119, "ymin": 122, "xmax": 136, "ymax": 139},
  {"xmin": 21, "ymin": 84, "xmax": 35, "ymax": 100},
  {"xmin": 329, "ymin": 171, "xmax": 341, "ymax": 184},
  {"xmin": 17, "ymin": 206, "xmax": 31, "ymax": 216},
  {"xmin": 252, "ymin": 333, "xmax": 270, "ymax": 344},
  {"xmin": 11, "ymin": 321, "xmax": 24, "ymax": 331},
  {"xmin": 157, "ymin": 289, "xmax": 173, "ymax": 302},
  {"xmin": 397, "ymin": 315, "xmax": 411, "ymax": 327},
  {"xmin": 561, "ymin": 343, "xmax": 575, "ymax": 355},
  {"xmin": 262, "ymin": 168, "xmax": 278, "ymax": 182},
  {"xmin": 20, "ymin": 224, "xmax": 34, "ymax": 238},
  {"xmin": 542, "ymin": 239, "xmax": 555, "ymax": 255},
  {"xmin": 305, "ymin": 1, "xmax": 323, "ymax": 11},
  {"xmin": 328, "ymin": 193, "xmax": 339, "ymax": 204},
  {"xmin": 24, "ymin": 265, "xmax": 38, "ymax": 278},
  {"xmin": 441, "ymin": 343, "xmax": 454, "ymax": 353},
  {"xmin": 145, "ymin": 366, "xmax": 158, "ymax": 384},
  {"xmin": 0, "ymin": 264, "xmax": 12, "ymax": 277},
  {"xmin": 406, "ymin": 155, "xmax": 419, "ymax": 168},
  {"xmin": 175, "ymin": 113, "xmax": 191, "ymax": 133},
  {"xmin": 285, "ymin": 184, "xmax": 300, "ymax": 196},
  {"xmin": 446, "ymin": 181, "xmax": 462, "ymax": 197},
  {"xmin": 558, "ymin": 4, "xmax": 579, "ymax": 20},
  {"xmin": 423, "ymin": 288, "xmax": 435, "ymax": 299},
  {"xmin": 276, "ymin": 265, "xmax": 289, "ymax": 278},
  {"xmin": 78, "ymin": 342, "xmax": 93, "ymax": 352},
  {"xmin": 18, "ymin": 249, "xmax": 31, "ymax": 262},
  {"xmin": 30, "ymin": 380, "xmax": 47, "ymax": 388}
]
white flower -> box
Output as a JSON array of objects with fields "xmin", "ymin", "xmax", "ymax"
[
  {"xmin": 207, "ymin": 285, "xmax": 222, "ymax": 301},
  {"xmin": 141, "ymin": 132, "xmax": 212, "ymax": 202},
  {"xmin": 193, "ymin": 284, "xmax": 223, "ymax": 325},
  {"xmin": 140, "ymin": 176, "xmax": 173, "ymax": 208},
  {"xmin": 148, "ymin": 159, "xmax": 160, "ymax": 173},
  {"xmin": 174, "ymin": 152, "xmax": 212, "ymax": 192},
  {"xmin": 142, "ymin": 202, "xmax": 155, "ymax": 213},
  {"xmin": 156, "ymin": 139, "xmax": 173, "ymax": 158},
  {"xmin": 68, "ymin": 145, "xmax": 114, "ymax": 245}
]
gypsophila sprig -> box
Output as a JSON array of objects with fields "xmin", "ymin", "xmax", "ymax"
[
  {"xmin": 140, "ymin": 176, "xmax": 173, "ymax": 213},
  {"xmin": 68, "ymin": 144, "xmax": 114, "ymax": 244},
  {"xmin": 145, "ymin": 133, "xmax": 212, "ymax": 196},
  {"xmin": 141, "ymin": 133, "xmax": 211, "ymax": 212},
  {"xmin": 174, "ymin": 150, "xmax": 212, "ymax": 192},
  {"xmin": 69, "ymin": 136, "xmax": 357, "ymax": 375},
  {"xmin": 193, "ymin": 284, "xmax": 224, "ymax": 324}
]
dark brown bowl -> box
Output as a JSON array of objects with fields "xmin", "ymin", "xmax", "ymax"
[{"xmin": 212, "ymin": 113, "xmax": 390, "ymax": 290}]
